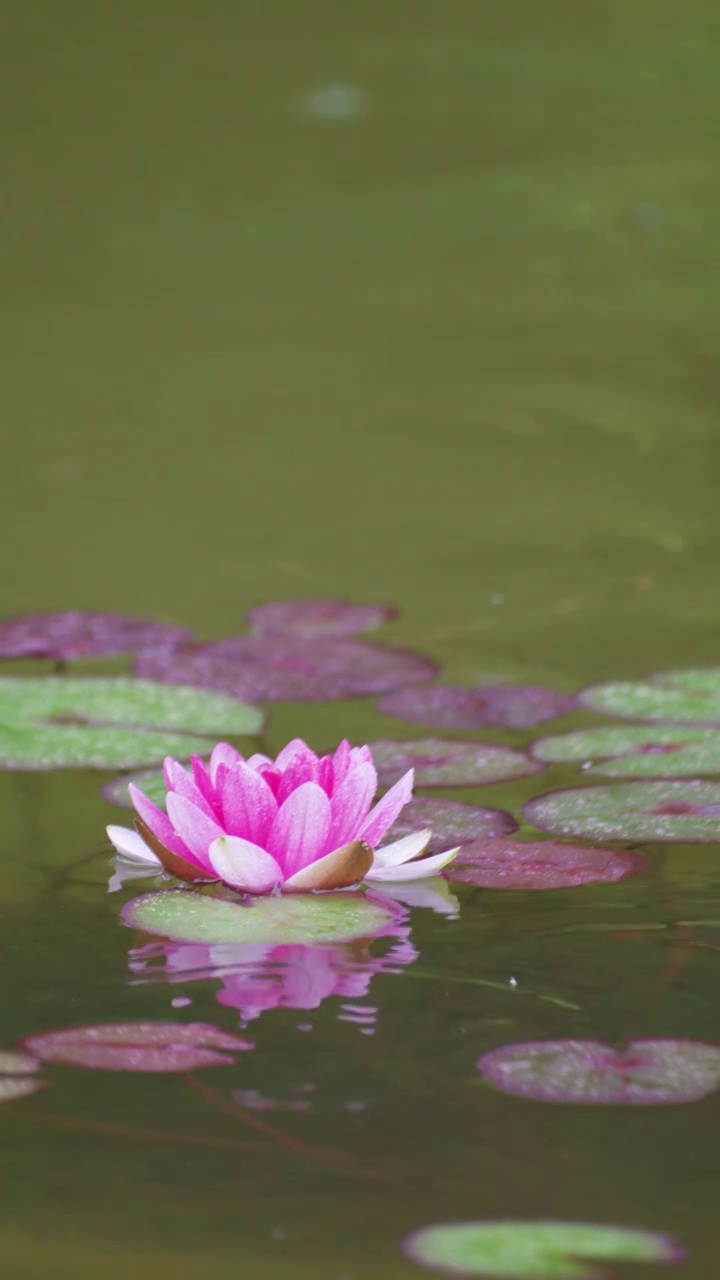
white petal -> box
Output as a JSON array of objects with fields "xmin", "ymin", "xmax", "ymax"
[
  {"xmin": 373, "ymin": 878, "xmax": 460, "ymax": 917},
  {"xmin": 365, "ymin": 846, "xmax": 460, "ymax": 883},
  {"xmin": 106, "ymin": 825, "xmax": 161, "ymax": 865},
  {"xmin": 372, "ymin": 828, "xmax": 432, "ymax": 869},
  {"xmin": 208, "ymin": 835, "xmax": 283, "ymax": 895},
  {"xmin": 108, "ymin": 858, "xmax": 162, "ymax": 893}
]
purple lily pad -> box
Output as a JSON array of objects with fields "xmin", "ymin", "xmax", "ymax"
[
  {"xmin": 523, "ymin": 780, "xmax": 720, "ymax": 843},
  {"xmin": 478, "ymin": 1038, "xmax": 720, "ymax": 1104},
  {"xmin": 386, "ymin": 797, "xmax": 518, "ymax": 852},
  {"xmin": 378, "ymin": 683, "xmax": 577, "ymax": 731},
  {"xmin": 21, "ymin": 1022, "xmax": 253, "ymax": 1072},
  {"xmin": 0, "ymin": 612, "xmax": 191, "ymax": 662},
  {"xmin": 247, "ymin": 599, "xmax": 395, "ymax": 639},
  {"xmin": 369, "ymin": 738, "xmax": 543, "ymax": 789},
  {"xmin": 135, "ymin": 636, "xmax": 438, "ymax": 702},
  {"xmin": 444, "ymin": 838, "xmax": 646, "ymax": 890}
]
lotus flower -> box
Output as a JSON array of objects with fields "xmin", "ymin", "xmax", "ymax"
[{"xmin": 107, "ymin": 738, "xmax": 459, "ymax": 894}]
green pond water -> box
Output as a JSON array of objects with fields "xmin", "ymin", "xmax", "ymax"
[{"xmin": 2, "ymin": 2, "xmax": 720, "ymax": 1276}]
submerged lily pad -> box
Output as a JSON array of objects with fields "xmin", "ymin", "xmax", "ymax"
[
  {"xmin": 404, "ymin": 1220, "xmax": 682, "ymax": 1277},
  {"xmin": 122, "ymin": 889, "xmax": 399, "ymax": 946},
  {"xmin": 478, "ymin": 1039, "xmax": 720, "ymax": 1105},
  {"xmin": 0, "ymin": 676, "xmax": 262, "ymax": 769},
  {"xmin": 532, "ymin": 725, "xmax": 720, "ymax": 777},
  {"xmin": 102, "ymin": 766, "xmax": 174, "ymax": 809},
  {"xmin": 386, "ymin": 797, "xmax": 518, "ymax": 851},
  {"xmin": 580, "ymin": 670, "xmax": 720, "ymax": 725},
  {"xmin": 135, "ymin": 635, "xmax": 438, "ymax": 702},
  {"xmin": 247, "ymin": 599, "xmax": 394, "ymax": 638},
  {"xmin": 523, "ymin": 781, "xmax": 720, "ymax": 843},
  {"xmin": 445, "ymin": 839, "xmax": 646, "ymax": 890},
  {"xmin": 378, "ymin": 684, "xmax": 577, "ymax": 731},
  {"xmin": 22, "ymin": 1022, "xmax": 252, "ymax": 1072},
  {"xmin": 0, "ymin": 611, "xmax": 190, "ymax": 662},
  {"xmin": 370, "ymin": 738, "xmax": 543, "ymax": 789}
]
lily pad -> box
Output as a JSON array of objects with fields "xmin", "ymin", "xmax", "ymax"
[
  {"xmin": 580, "ymin": 669, "xmax": 720, "ymax": 725},
  {"xmin": 523, "ymin": 781, "xmax": 720, "ymax": 843},
  {"xmin": 122, "ymin": 888, "xmax": 400, "ymax": 946},
  {"xmin": 532, "ymin": 725, "xmax": 720, "ymax": 778},
  {"xmin": 21, "ymin": 1022, "xmax": 253, "ymax": 1072},
  {"xmin": 378, "ymin": 684, "xmax": 577, "ymax": 731},
  {"xmin": 403, "ymin": 1220, "xmax": 682, "ymax": 1277},
  {"xmin": 478, "ymin": 1038, "xmax": 720, "ymax": 1105},
  {"xmin": 370, "ymin": 738, "xmax": 543, "ymax": 789},
  {"xmin": 247, "ymin": 599, "xmax": 394, "ymax": 638},
  {"xmin": 102, "ymin": 766, "xmax": 175, "ymax": 810},
  {"xmin": 445, "ymin": 839, "xmax": 646, "ymax": 890},
  {"xmin": 386, "ymin": 797, "xmax": 518, "ymax": 851},
  {"xmin": 135, "ymin": 635, "xmax": 438, "ymax": 702},
  {"xmin": 0, "ymin": 611, "xmax": 190, "ymax": 661},
  {"xmin": 0, "ymin": 676, "xmax": 262, "ymax": 769}
]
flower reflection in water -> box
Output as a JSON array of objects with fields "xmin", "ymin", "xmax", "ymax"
[{"xmin": 127, "ymin": 900, "xmax": 418, "ymax": 1035}]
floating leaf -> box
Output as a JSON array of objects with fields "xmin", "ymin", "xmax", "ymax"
[
  {"xmin": 445, "ymin": 838, "xmax": 646, "ymax": 890},
  {"xmin": 22, "ymin": 1022, "xmax": 253, "ymax": 1072},
  {"xmin": 0, "ymin": 611, "xmax": 190, "ymax": 662},
  {"xmin": 135, "ymin": 635, "xmax": 438, "ymax": 702},
  {"xmin": 0, "ymin": 676, "xmax": 262, "ymax": 769},
  {"xmin": 580, "ymin": 669, "xmax": 720, "ymax": 725},
  {"xmin": 403, "ymin": 1220, "xmax": 683, "ymax": 1277},
  {"xmin": 386, "ymin": 797, "xmax": 518, "ymax": 851},
  {"xmin": 0, "ymin": 1077, "xmax": 47, "ymax": 1103},
  {"xmin": 478, "ymin": 1038, "xmax": 720, "ymax": 1104},
  {"xmin": 122, "ymin": 889, "xmax": 400, "ymax": 946},
  {"xmin": 523, "ymin": 780, "xmax": 720, "ymax": 843},
  {"xmin": 378, "ymin": 684, "xmax": 577, "ymax": 730},
  {"xmin": 370, "ymin": 738, "xmax": 543, "ymax": 789},
  {"xmin": 102, "ymin": 766, "xmax": 174, "ymax": 810},
  {"xmin": 247, "ymin": 599, "xmax": 394, "ymax": 638},
  {"xmin": 532, "ymin": 725, "xmax": 720, "ymax": 778}
]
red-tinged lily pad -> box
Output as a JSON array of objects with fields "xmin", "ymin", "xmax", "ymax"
[
  {"xmin": 378, "ymin": 683, "xmax": 577, "ymax": 731},
  {"xmin": 477, "ymin": 1038, "xmax": 720, "ymax": 1104},
  {"xmin": 370, "ymin": 738, "xmax": 543, "ymax": 789},
  {"xmin": 386, "ymin": 797, "xmax": 518, "ymax": 852},
  {"xmin": 532, "ymin": 725, "xmax": 720, "ymax": 778},
  {"xmin": 523, "ymin": 780, "xmax": 720, "ymax": 843},
  {"xmin": 135, "ymin": 635, "xmax": 437, "ymax": 702},
  {"xmin": 444, "ymin": 838, "xmax": 646, "ymax": 890},
  {"xmin": 21, "ymin": 1022, "xmax": 253, "ymax": 1072},
  {"xmin": 580, "ymin": 669, "xmax": 720, "ymax": 725},
  {"xmin": 247, "ymin": 599, "xmax": 394, "ymax": 638},
  {"xmin": 0, "ymin": 612, "xmax": 190, "ymax": 662},
  {"xmin": 403, "ymin": 1220, "xmax": 683, "ymax": 1277}
]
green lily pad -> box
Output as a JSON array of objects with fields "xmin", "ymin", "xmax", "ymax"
[
  {"xmin": 102, "ymin": 766, "xmax": 172, "ymax": 809},
  {"xmin": 403, "ymin": 1221, "xmax": 683, "ymax": 1277},
  {"xmin": 0, "ymin": 677, "xmax": 262, "ymax": 769},
  {"xmin": 532, "ymin": 725, "xmax": 720, "ymax": 777},
  {"xmin": 122, "ymin": 889, "xmax": 398, "ymax": 946},
  {"xmin": 523, "ymin": 781, "xmax": 720, "ymax": 843},
  {"xmin": 580, "ymin": 670, "xmax": 720, "ymax": 725}
]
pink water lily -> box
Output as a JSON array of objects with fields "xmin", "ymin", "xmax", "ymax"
[{"xmin": 107, "ymin": 738, "xmax": 459, "ymax": 894}]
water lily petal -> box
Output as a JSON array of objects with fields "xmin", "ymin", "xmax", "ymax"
[
  {"xmin": 163, "ymin": 757, "xmax": 216, "ymax": 818},
  {"xmin": 372, "ymin": 828, "xmax": 432, "ymax": 868},
  {"xmin": 283, "ymin": 840, "xmax": 373, "ymax": 891},
  {"xmin": 268, "ymin": 781, "xmax": 332, "ymax": 877},
  {"xmin": 190, "ymin": 755, "xmax": 220, "ymax": 813},
  {"xmin": 318, "ymin": 754, "xmax": 335, "ymax": 794},
  {"xmin": 215, "ymin": 759, "xmax": 278, "ymax": 845},
  {"xmin": 332, "ymin": 739, "xmax": 352, "ymax": 786},
  {"xmin": 275, "ymin": 738, "xmax": 312, "ymax": 771},
  {"xmin": 365, "ymin": 846, "xmax": 460, "ymax": 882},
  {"xmin": 134, "ymin": 818, "xmax": 218, "ymax": 881},
  {"xmin": 166, "ymin": 793, "xmax": 225, "ymax": 868},
  {"xmin": 209, "ymin": 836, "xmax": 283, "ymax": 894},
  {"xmin": 327, "ymin": 762, "xmax": 378, "ymax": 850},
  {"xmin": 128, "ymin": 783, "xmax": 193, "ymax": 860},
  {"xmin": 106, "ymin": 824, "xmax": 160, "ymax": 864},
  {"xmin": 358, "ymin": 769, "xmax": 414, "ymax": 848},
  {"xmin": 276, "ymin": 746, "xmax": 321, "ymax": 804},
  {"xmin": 209, "ymin": 742, "xmax": 245, "ymax": 785}
]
